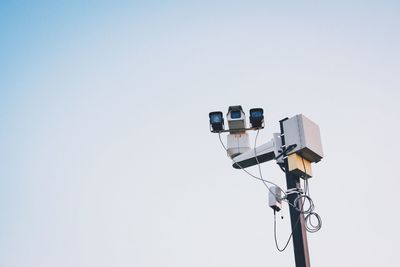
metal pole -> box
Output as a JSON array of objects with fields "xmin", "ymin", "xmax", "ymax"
[{"xmin": 279, "ymin": 118, "xmax": 311, "ymax": 267}]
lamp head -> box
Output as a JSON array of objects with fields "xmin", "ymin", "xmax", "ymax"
[
  {"xmin": 209, "ymin": 111, "xmax": 224, "ymax": 132},
  {"xmin": 249, "ymin": 108, "xmax": 264, "ymax": 128}
]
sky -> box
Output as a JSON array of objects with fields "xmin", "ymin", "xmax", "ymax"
[{"xmin": 1, "ymin": 1, "xmax": 400, "ymax": 266}]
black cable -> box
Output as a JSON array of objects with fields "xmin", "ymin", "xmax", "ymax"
[
  {"xmin": 305, "ymin": 212, "xmax": 322, "ymax": 233},
  {"xmin": 216, "ymin": 130, "xmax": 322, "ymax": 253},
  {"xmin": 254, "ymin": 130, "xmax": 272, "ymax": 191},
  {"xmin": 300, "ymin": 156, "xmax": 322, "ymax": 233},
  {"xmin": 273, "ymin": 207, "xmax": 302, "ymax": 252},
  {"xmin": 274, "ymin": 210, "xmax": 292, "ymax": 252},
  {"xmin": 217, "ymin": 132, "xmax": 309, "ymax": 212},
  {"xmin": 218, "ymin": 132, "xmax": 287, "ymax": 199},
  {"xmin": 294, "ymin": 194, "xmax": 314, "ymax": 214},
  {"xmin": 254, "ymin": 130, "xmax": 287, "ymax": 198}
]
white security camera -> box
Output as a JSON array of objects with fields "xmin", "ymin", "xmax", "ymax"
[{"xmin": 227, "ymin": 105, "xmax": 246, "ymax": 132}]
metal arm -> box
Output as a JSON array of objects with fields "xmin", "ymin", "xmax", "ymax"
[{"xmin": 232, "ymin": 133, "xmax": 283, "ymax": 169}]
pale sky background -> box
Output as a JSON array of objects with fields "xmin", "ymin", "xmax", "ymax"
[{"xmin": 1, "ymin": 1, "xmax": 400, "ymax": 267}]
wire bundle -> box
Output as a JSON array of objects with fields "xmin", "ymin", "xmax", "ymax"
[{"xmin": 217, "ymin": 131, "xmax": 322, "ymax": 252}]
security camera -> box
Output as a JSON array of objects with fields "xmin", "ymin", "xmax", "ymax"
[{"xmin": 227, "ymin": 105, "xmax": 246, "ymax": 132}]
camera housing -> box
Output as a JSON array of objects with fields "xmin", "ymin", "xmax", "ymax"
[
  {"xmin": 282, "ymin": 114, "xmax": 323, "ymax": 163},
  {"xmin": 227, "ymin": 105, "xmax": 246, "ymax": 132}
]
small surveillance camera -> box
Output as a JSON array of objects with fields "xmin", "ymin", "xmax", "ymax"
[{"xmin": 227, "ymin": 105, "xmax": 246, "ymax": 131}]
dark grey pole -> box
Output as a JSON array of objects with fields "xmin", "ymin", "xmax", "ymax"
[{"xmin": 279, "ymin": 118, "xmax": 311, "ymax": 267}]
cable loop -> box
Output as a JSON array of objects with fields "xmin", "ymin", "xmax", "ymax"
[
  {"xmin": 305, "ymin": 212, "xmax": 322, "ymax": 233},
  {"xmin": 215, "ymin": 130, "xmax": 322, "ymax": 253},
  {"xmin": 294, "ymin": 194, "xmax": 314, "ymax": 214}
]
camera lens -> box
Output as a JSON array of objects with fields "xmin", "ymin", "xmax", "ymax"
[{"xmin": 231, "ymin": 110, "xmax": 241, "ymax": 119}]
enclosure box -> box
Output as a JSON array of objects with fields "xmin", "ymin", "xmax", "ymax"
[
  {"xmin": 227, "ymin": 133, "xmax": 250, "ymax": 158},
  {"xmin": 288, "ymin": 153, "xmax": 313, "ymax": 179},
  {"xmin": 268, "ymin": 186, "xmax": 282, "ymax": 211},
  {"xmin": 283, "ymin": 114, "xmax": 323, "ymax": 163}
]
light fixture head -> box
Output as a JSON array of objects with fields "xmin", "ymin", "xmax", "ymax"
[
  {"xmin": 249, "ymin": 108, "xmax": 264, "ymax": 128},
  {"xmin": 209, "ymin": 111, "xmax": 224, "ymax": 132}
]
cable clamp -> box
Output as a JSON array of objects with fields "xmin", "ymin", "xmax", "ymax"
[{"xmin": 284, "ymin": 188, "xmax": 303, "ymax": 198}]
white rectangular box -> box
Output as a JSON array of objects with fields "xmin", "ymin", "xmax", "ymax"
[
  {"xmin": 283, "ymin": 114, "xmax": 324, "ymax": 163},
  {"xmin": 226, "ymin": 133, "xmax": 250, "ymax": 158},
  {"xmin": 268, "ymin": 186, "xmax": 282, "ymax": 211}
]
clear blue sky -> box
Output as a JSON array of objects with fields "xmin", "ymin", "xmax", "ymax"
[{"xmin": 1, "ymin": 1, "xmax": 400, "ymax": 267}]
